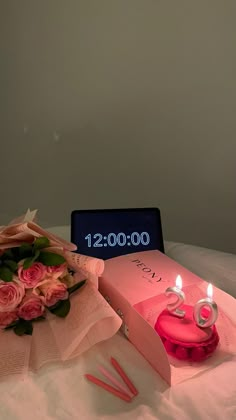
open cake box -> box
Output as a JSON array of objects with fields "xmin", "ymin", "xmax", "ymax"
[{"xmin": 99, "ymin": 250, "xmax": 236, "ymax": 386}]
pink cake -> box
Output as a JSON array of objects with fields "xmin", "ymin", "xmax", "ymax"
[{"xmin": 154, "ymin": 305, "xmax": 219, "ymax": 362}]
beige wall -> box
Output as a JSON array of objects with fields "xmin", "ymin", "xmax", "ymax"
[{"xmin": 1, "ymin": 0, "xmax": 236, "ymax": 253}]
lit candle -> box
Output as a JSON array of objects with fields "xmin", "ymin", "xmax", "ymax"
[
  {"xmin": 193, "ymin": 283, "xmax": 218, "ymax": 328},
  {"xmin": 165, "ymin": 275, "xmax": 186, "ymax": 318}
]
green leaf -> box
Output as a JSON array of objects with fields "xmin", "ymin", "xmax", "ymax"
[
  {"xmin": 23, "ymin": 257, "xmax": 34, "ymax": 269},
  {"xmin": 37, "ymin": 251, "xmax": 66, "ymax": 266},
  {"xmin": 14, "ymin": 320, "xmax": 33, "ymax": 336},
  {"xmin": 33, "ymin": 249, "xmax": 40, "ymax": 260},
  {"xmin": 19, "ymin": 243, "xmax": 33, "ymax": 259},
  {"xmin": 33, "ymin": 315, "xmax": 46, "ymax": 322},
  {"xmin": 4, "ymin": 321, "xmax": 18, "ymax": 330},
  {"xmin": 0, "ymin": 266, "xmax": 13, "ymax": 282},
  {"xmin": 23, "ymin": 250, "xmax": 40, "ymax": 269},
  {"xmin": 48, "ymin": 299, "xmax": 71, "ymax": 318},
  {"xmin": 34, "ymin": 236, "xmax": 50, "ymax": 250},
  {"xmin": 68, "ymin": 279, "xmax": 86, "ymax": 295},
  {"xmin": 4, "ymin": 247, "xmax": 21, "ymax": 263},
  {"xmin": 4, "ymin": 260, "xmax": 18, "ymax": 272},
  {"xmin": 1, "ymin": 249, "xmax": 14, "ymax": 260}
]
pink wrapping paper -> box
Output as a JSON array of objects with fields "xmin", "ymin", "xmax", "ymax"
[{"xmin": 0, "ymin": 211, "xmax": 76, "ymax": 251}]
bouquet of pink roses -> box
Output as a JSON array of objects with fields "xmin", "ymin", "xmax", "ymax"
[
  {"xmin": 0, "ymin": 223, "xmax": 86, "ymax": 336},
  {"xmin": 0, "ymin": 211, "xmax": 122, "ymax": 380}
]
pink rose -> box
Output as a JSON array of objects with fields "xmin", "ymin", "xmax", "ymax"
[
  {"xmin": 0, "ymin": 280, "xmax": 25, "ymax": 312},
  {"xmin": 18, "ymin": 262, "xmax": 46, "ymax": 289},
  {"xmin": 39, "ymin": 279, "xmax": 68, "ymax": 307},
  {"xmin": 46, "ymin": 263, "xmax": 67, "ymax": 279},
  {"xmin": 0, "ymin": 311, "xmax": 18, "ymax": 329},
  {"xmin": 18, "ymin": 294, "xmax": 45, "ymax": 321}
]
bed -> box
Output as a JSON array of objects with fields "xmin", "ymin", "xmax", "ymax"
[{"xmin": 0, "ymin": 226, "xmax": 235, "ymax": 420}]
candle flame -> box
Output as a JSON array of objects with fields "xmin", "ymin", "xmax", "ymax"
[
  {"xmin": 176, "ymin": 275, "xmax": 182, "ymax": 289},
  {"xmin": 207, "ymin": 283, "xmax": 213, "ymax": 299}
]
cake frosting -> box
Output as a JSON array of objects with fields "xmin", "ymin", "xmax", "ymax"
[{"xmin": 154, "ymin": 305, "xmax": 219, "ymax": 362}]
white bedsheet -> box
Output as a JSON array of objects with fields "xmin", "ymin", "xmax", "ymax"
[
  {"xmin": 0, "ymin": 227, "xmax": 235, "ymax": 420},
  {"xmin": 165, "ymin": 241, "xmax": 236, "ymax": 298}
]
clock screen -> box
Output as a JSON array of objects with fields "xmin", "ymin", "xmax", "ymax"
[{"xmin": 71, "ymin": 208, "xmax": 164, "ymax": 260}]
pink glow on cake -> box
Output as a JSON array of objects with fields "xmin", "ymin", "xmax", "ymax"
[
  {"xmin": 155, "ymin": 305, "xmax": 219, "ymax": 362},
  {"xmin": 157, "ymin": 305, "xmax": 212, "ymax": 343}
]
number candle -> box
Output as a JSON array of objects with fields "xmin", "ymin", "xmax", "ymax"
[
  {"xmin": 165, "ymin": 275, "xmax": 186, "ymax": 318},
  {"xmin": 193, "ymin": 283, "xmax": 218, "ymax": 328}
]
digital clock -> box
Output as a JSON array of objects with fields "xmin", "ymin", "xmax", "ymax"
[{"xmin": 71, "ymin": 208, "xmax": 164, "ymax": 260}]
